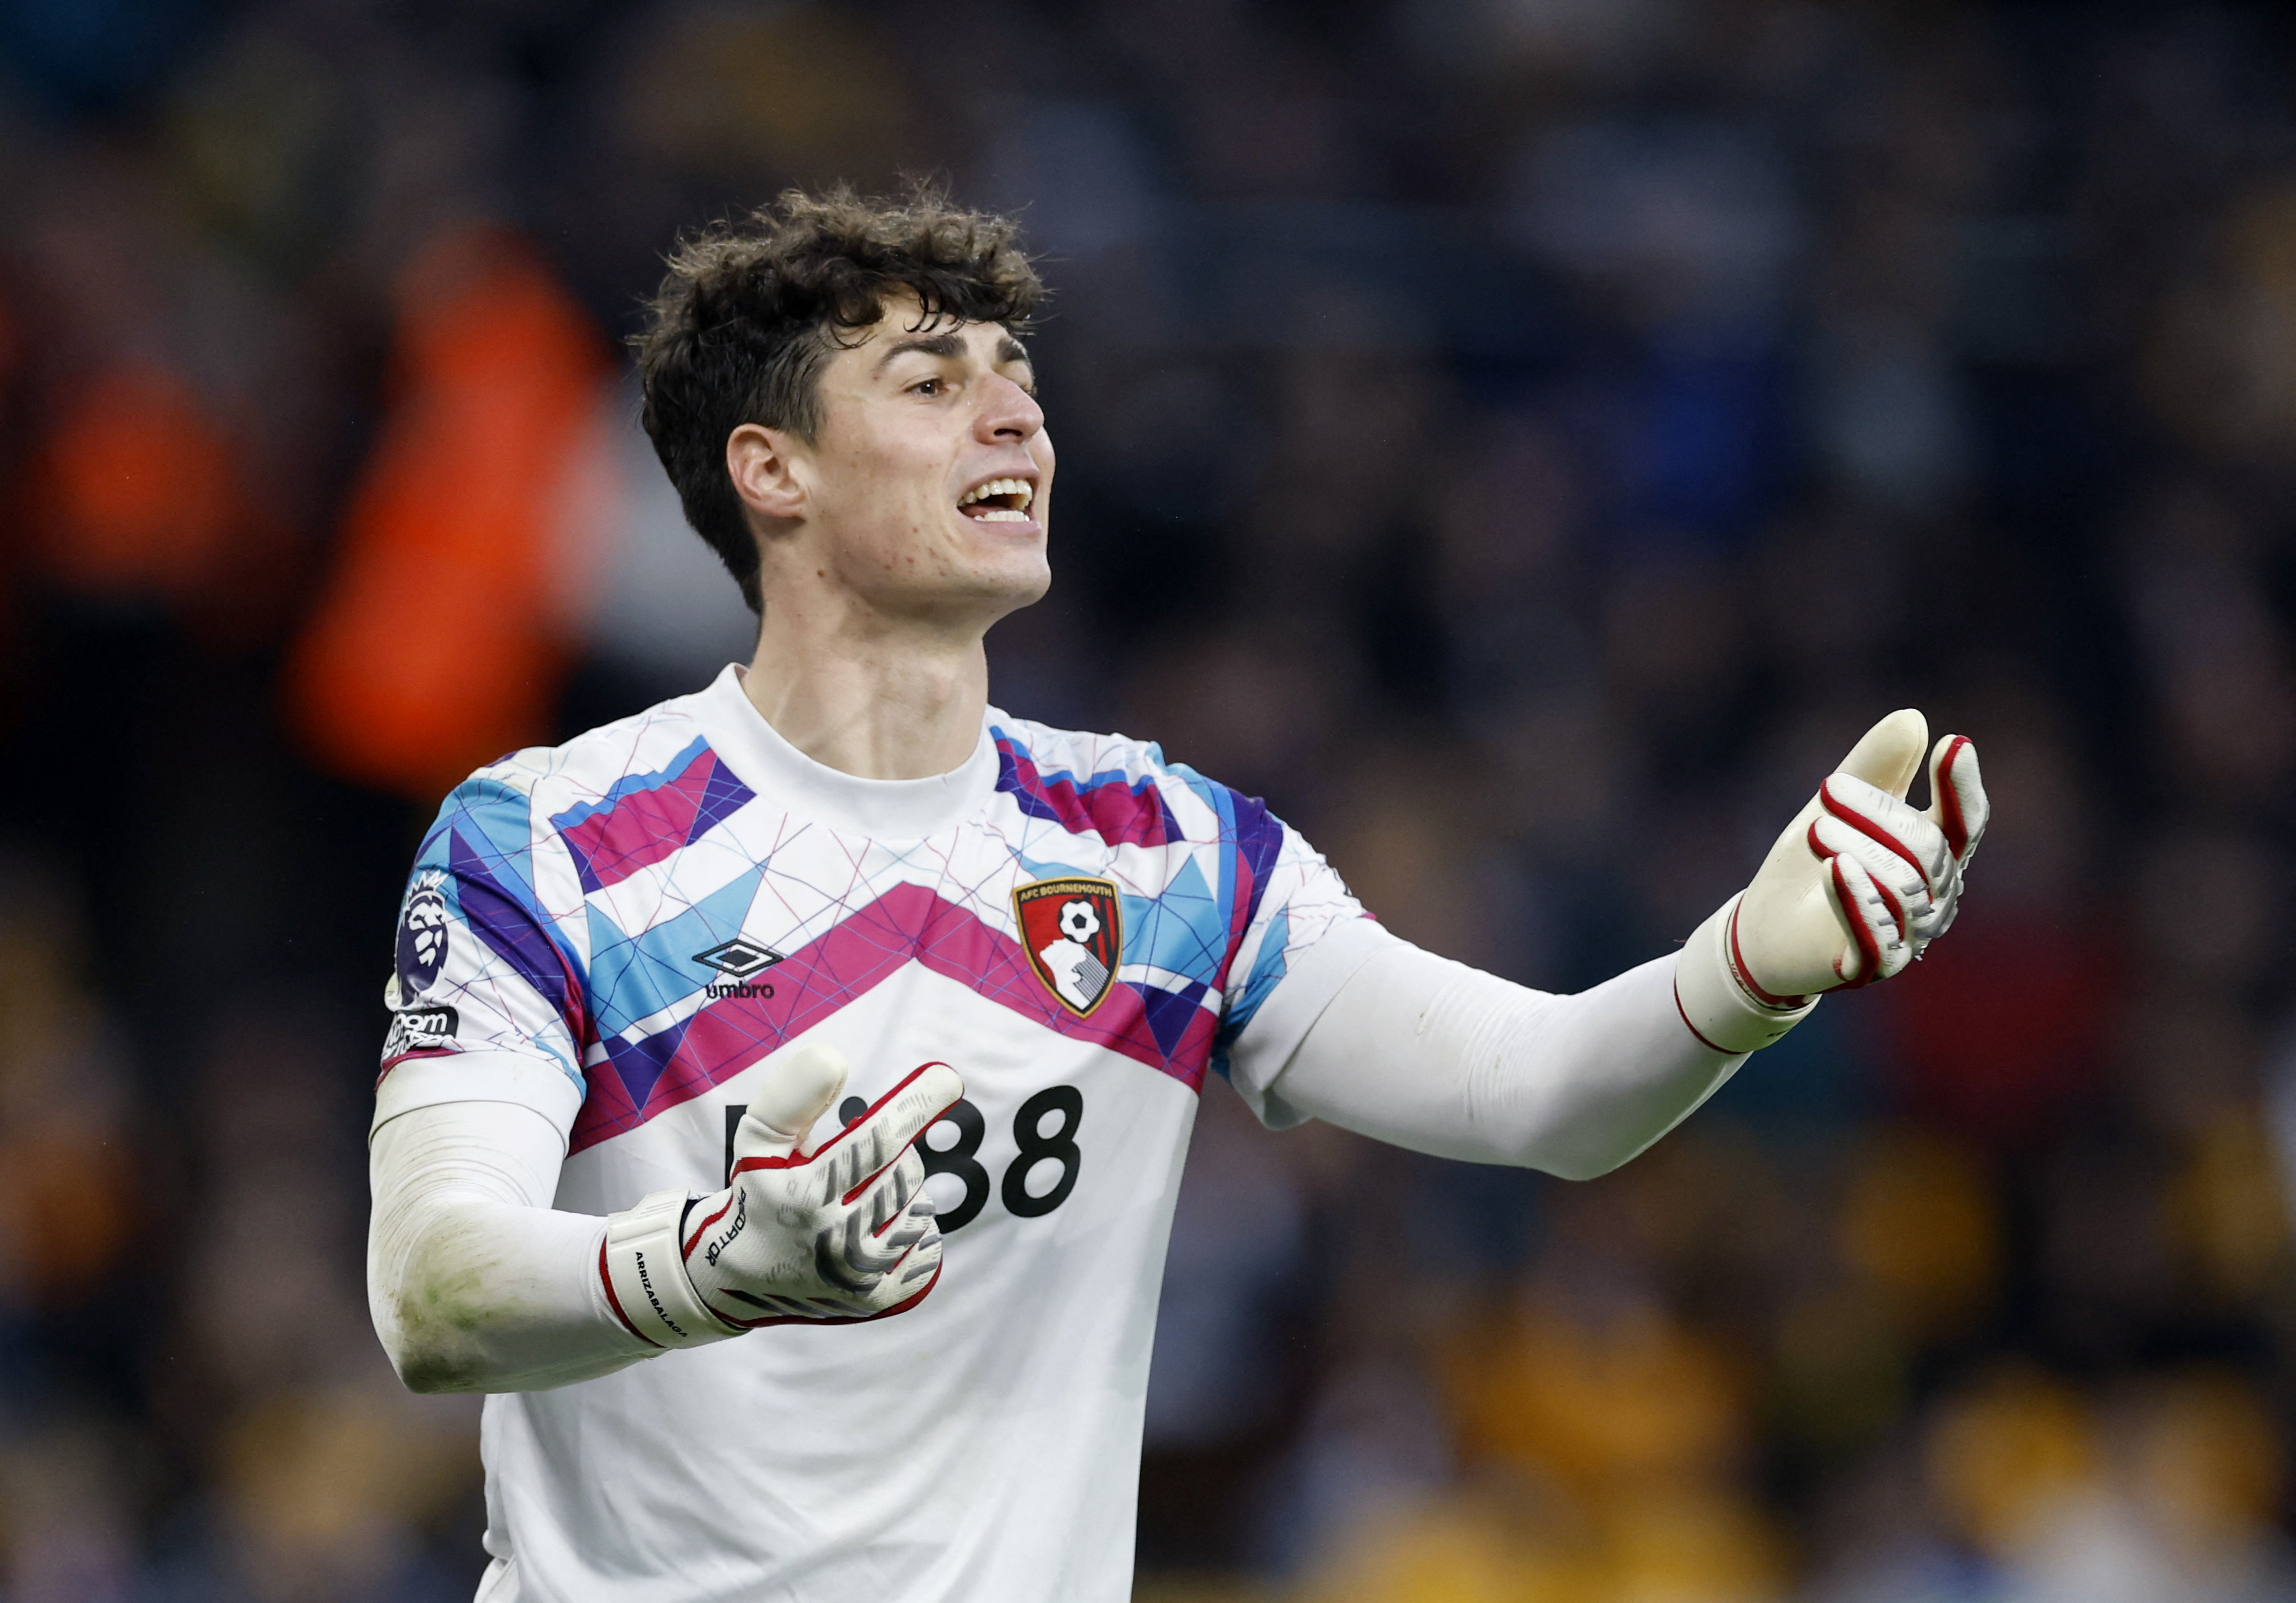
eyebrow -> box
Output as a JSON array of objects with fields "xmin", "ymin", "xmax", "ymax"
[
  {"xmin": 870, "ymin": 329, "xmax": 1035, "ymax": 376},
  {"xmin": 872, "ymin": 330, "xmax": 966, "ymax": 374}
]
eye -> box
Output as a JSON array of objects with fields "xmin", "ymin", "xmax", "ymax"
[{"xmin": 908, "ymin": 376, "xmax": 944, "ymax": 396}]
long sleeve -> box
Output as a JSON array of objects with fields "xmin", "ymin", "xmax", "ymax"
[
  {"xmin": 366, "ymin": 1100, "xmax": 656, "ymax": 1394},
  {"xmin": 1258, "ymin": 923, "xmax": 1746, "ymax": 1181}
]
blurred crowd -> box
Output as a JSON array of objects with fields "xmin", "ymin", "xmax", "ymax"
[{"xmin": 0, "ymin": 0, "xmax": 2292, "ymax": 1599}]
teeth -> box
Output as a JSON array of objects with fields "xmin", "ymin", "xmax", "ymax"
[{"xmin": 959, "ymin": 477, "xmax": 1035, "ymax": 514}]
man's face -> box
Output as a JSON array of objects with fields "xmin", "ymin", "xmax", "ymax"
[{"xmin": 778, "ymin": 295, "xmax": 1053, "ymax": 625}]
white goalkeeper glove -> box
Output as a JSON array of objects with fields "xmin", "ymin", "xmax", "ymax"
[
  {"xmin": 599, "ymin": 1043, "xmax": 963, "ymax": 1349},
  {"xmin": 1675, "ymin": 709, "xmax": 1990, "ymax": 1054}
]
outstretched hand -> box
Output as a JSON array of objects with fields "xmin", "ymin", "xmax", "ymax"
[
  {"xmin": 1734, "ymin": 710, "xmax": 1990, "ymax": 1002},
  {"xmin": 1673, "ymin": 710, "xmax": 1990, "ymax": 1056}
]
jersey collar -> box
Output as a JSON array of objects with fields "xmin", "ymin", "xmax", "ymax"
[{"xmin": 687, "ymin": 664, "xmax": 1002, "ymax": 839}]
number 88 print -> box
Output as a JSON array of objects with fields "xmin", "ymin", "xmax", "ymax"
[{"xmin": 723, "ymin": 1084, "xmax": 1084, "ymax": 1233}]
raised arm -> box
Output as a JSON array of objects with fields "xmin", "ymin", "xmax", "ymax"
[
  {"xmin": 1263, "ymin": 930, "xmax": 1729, "ymax": 1179},
  {"xmin": 1248, "ymin": 711, "xmax": 1990, "ymax": 1179}
]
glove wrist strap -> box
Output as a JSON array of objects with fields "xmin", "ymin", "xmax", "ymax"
[
  {"xmin": 1675, "ymin": 893, "xmax": 1820, "ymax": 1056},
  {"xmin": 601, "ymin": 1189, "xmax": 743, "ymax": 1350}
]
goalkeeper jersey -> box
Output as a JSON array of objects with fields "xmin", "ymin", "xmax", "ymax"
[{"xmin": 372, "ymin": 664, "xmax": 1366, "ymax": 1603}]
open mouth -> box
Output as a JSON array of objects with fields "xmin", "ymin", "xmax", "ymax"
[{"xmin": 958, "ymin": 477, "xmax": 1036, "ymax": 523}]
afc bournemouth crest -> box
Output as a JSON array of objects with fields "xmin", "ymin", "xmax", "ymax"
[{"xmin": 1013, "ymin": 876, "xmax": 1122, "ymax": 1017}]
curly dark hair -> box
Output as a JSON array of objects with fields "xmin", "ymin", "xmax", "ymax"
[{"xmin": 631, "ymin": 185, "xmax": 1046, "ymax": 613}]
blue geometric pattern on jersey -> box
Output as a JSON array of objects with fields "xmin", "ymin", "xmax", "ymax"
[
  {"xmin": 994, "ymin": 728, "xmax": 1185, "ymax": 847},
  {"xmin": 1017, "ymin": 847, "xmax": 1099, "ymax": 884},
  {"xmin": 1219, "ymin": 906, "xmax": 1293, "ymax": 1059},
  {"xmin": 547, "ymin": 735, "xmax": 711, "ymax": 838},
  {"xmin": 1169, "ymin": 766, "xmax": 1287, "ymax": 956},
  {"xmin": 585, "ymin": 865, "xmax": 769, "ymax": 1041},
  {"xmin": 604, "ymin": 1010, "xmax": 688, "ymax": 1112},
  {"xmin": 1122, "ymin": 857, "xmax": 1227, "ymax": 984},
  {"xmin": 432, "ymin": 775, "xmax": 543, "ymax": 905},
  {"xmin": 691, "ymin": 756, "xmax": 757, "ymax": 836},
  {"xmin": 447, "ymin": 847, "xmax": 580, "ymax": 1034},
  {"xmin": 420, "ymin": 782, "xmax": 587, "ymax": 1075},
  {"xmin": 1142, "ymin": 980, "xmax": 1212, "ymax": 1059},
  {"xmin": 547, "ymin": 736, "xmax": 756, "ymax": 894}
]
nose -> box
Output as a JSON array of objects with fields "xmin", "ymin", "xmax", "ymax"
[{"xmin": 975, "ymin": 372, "xmax": 1043, "ymax": 443}]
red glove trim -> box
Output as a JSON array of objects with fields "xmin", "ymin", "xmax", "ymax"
[
  {"xmin": 729, "ymin": 1061, "xmax": 954, "ymax": 1188},
  {"xmin": 1673, "ymin": 977, "xmax": 1741, "ymax": 1056},
  {"xmin": 1830, "ymin": 857, "xmax": 1885, "ymax": 989},
  {"xmin": 682, "ymin": 1192, "xmax": 735, "ymax": 1261},
  {"xmin": 598, "ymin": 1238, "xmax": 663, "ymax": 1349},
  {"xmin": 1819, "ymin": 779, "xmax": 1929, "ymax": 884},
  {"xmin": 1870, "ymin": 875, "xmax": 1907, "ymax": 939},
  {"xmin": 1934, "ymin": 735, "xmax": 1975, "ymax": 858},
  {"xmin": 720, "ymin": 1259, "xmax": 944, "ymax": 1331}
]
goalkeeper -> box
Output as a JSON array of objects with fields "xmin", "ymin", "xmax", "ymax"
[{"xmin": 364, "ymin": 186, "xmax": 1988, "ymax": 1602}]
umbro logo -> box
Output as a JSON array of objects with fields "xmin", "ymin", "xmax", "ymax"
[
  {"xmin": 693, "ymin": 938, "xmax": 783, "ymax": 978},
  {"xmin": 693, "ymin": 937, "xmax": 784, "ymax": 998}
]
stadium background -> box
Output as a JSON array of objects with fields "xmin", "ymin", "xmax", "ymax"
[{"xmin": 0, "ymin": 0, "xmax": 2288, "ymax": 1598}]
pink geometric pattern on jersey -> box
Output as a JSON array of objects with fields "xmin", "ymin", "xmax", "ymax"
[
  {"xmin": 992, "ymin": 730, "xmax": 1181, "ymax": 848},
  {"xmin": 569, "ymin": 881, "xmax": 1220, "ymax": 1154},
  {"xmin": 552, "ymin": 742, "xmax": 756, "ymax": 894}
]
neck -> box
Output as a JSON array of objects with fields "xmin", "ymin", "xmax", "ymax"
[{"xmin": 741, "ymin": 591, "xmax": 991, "ymax": 782}]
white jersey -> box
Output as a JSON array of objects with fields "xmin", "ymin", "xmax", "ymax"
[{"xmin": 372, "ymin": 665, "xmax": 1366, "ymax": 1602}]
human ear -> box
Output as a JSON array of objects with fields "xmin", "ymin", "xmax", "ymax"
[{"xmin": 726, "ymin": 424, "xmax": 807, "ymax": 522}]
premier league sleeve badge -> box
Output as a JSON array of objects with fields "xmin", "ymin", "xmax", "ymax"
[{"xmin": 396, "ymin": 870, "xmax": 452, "ymax": 997}]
